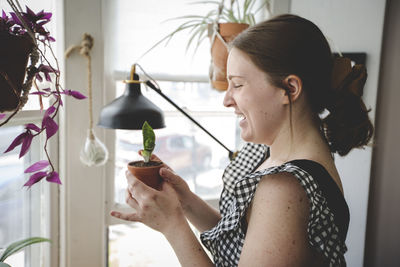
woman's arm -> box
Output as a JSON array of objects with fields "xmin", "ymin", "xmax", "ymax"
[
  {"xmin": 163, "ymin": 215, "xmax": 214, "ymax": 267},
  {"xmin": 238, "ymin": 172, "xmax": 314, "ymax": 267}
]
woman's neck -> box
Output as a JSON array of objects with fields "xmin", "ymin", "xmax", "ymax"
[{"xmin": 267, "ymin": 114, "xmax": 329, "ymax": 166}]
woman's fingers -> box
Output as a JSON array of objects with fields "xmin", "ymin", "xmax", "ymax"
[
  {"xmin": 125, "ymin": 188, "xmax": 139, "ymax": 208},
  {"xmin": 110, "ymin": 211, "xmax": 140, "ymax": 222},
  {"xmin": 125, "ymin": 171, "xmax": 158, "ymax": 199}
]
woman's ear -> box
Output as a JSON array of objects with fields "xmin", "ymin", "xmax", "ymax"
[{"xmin": 282, "ymin": 75, "xmax": 303, "ymax": 105}]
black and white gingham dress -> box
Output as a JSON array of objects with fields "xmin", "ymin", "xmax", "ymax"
[{"xmin": 200, "ymin": 143, "xmax": 350, "ymax": 266}]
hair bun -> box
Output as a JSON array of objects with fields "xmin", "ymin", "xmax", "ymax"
[
  {"xmin": 324, "ymin": 58, "xmax": 373, "ymax": 156},
  {"xmin": 331, "ymin": 57, "xmax": 367, "ymax": 97}
]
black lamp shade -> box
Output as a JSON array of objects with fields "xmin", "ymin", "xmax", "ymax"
[{"xmin": 98, "ymin": 79, "xmax": 165, "ymax": 130}]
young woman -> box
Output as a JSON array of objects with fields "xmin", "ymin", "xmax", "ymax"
[{"xmin": 111, "ymin": 14, "xmax": 373, "ymax": 266}]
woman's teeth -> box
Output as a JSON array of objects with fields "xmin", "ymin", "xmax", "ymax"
[{"xmin": 238, "ymin": 114, "xmax": 246, "ymax": 120}]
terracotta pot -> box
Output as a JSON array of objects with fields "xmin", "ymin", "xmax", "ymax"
[
  {"xmin": 209, "ymin": 23, "xmax": 249, "ymax": 91},
  {"xmin": 127, "ymin": 160, "xmax": 165, "ymax": 190},
  {"xmin": 0, "ymin": 32, "xmax": 34, "ymax": 112}
]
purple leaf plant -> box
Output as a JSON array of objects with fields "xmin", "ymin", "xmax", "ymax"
[{"xmin": 1, "ymin": 6, "xmax": 86, "ymax": 188}]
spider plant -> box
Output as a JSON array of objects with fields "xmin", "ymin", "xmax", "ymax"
[
  {"xmin": 0, "ymin": 237, "xmax": 51, "ymax": 266},
  {"xmin": 140, "ymin": 0, "xmax": 270, "ymax": 58}
]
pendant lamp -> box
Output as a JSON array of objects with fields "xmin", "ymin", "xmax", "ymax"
[{"xmin": 98, "ymin": 66, "xmax": 165, "ymax": 130}]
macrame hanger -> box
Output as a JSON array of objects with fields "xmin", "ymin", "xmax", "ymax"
[
  {"xmin": 65, "ymin": 33, "xmax": 109, "ymax": 167},
  {"xmin": 210, "ymin": 0, "xmax": 230, "ymax": 51}
]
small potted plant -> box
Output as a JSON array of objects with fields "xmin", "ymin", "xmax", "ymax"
[
  {"xmin": 141, "ymin": 0, "xmax": 270, "ymax": 91},
  {"xmin": 127, "ymin": 121, "xmax": 164, "ymax": 190}
]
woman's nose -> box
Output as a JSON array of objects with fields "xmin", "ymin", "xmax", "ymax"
[{"xmin": 223, "ymin": 88, "xmax": 234, "ymax": 107}]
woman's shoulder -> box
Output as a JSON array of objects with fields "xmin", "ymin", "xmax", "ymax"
[
  {"xmin": 256, "ymin": 170, "xmax": 309, "ymax": 202},
  {"xmin": 247, "ymin": 170, "xmax": 310, "ymax": 224},
  {"xmin": 246, "ymin": 169, "xmax": 311, "ymax": 220}
]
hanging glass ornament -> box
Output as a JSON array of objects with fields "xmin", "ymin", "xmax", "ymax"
[
  {"xmin": 66, "ymin": 33, "xmax": 109, "ymax": 166},
  {"xmin": 80, "ymin": 129, "xmax": 108, "ymax": 166}
]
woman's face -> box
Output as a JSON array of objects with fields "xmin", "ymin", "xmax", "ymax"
[{"xmin": 223, "ymin": 47, "xmax": 287, "ymax": 145}]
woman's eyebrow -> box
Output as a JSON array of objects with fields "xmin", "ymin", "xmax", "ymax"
[{"xmin": 227, "ymin": 75, "xmax": 245, "ymax": 80}]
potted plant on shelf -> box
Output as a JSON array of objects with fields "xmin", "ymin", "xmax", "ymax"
[
  {"xmin": 0, "ymin": 2, "xmax": 86, "ymax": 187},
  {"xmin": 127, "ymin": 121, "xmax": 165, "ymax": 190},
  {"xmin": 0, "ymin": 237, "xmax": 50, "ymax": 267},
  {"xmin": 142, "ymin": 0, "xmax": 270, "ymax": 91}
]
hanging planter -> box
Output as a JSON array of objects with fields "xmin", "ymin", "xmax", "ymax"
[
  {"xmin": 0, "ymin": 3, "xmax": 87, "ymax": 188},
  {"xmin": 0, "ymin": 32, "xmax": 34, "ymax": 112},
  {"xmin": 208, "ymin": 22, "xmax": 249, "ymax": 91},
  {"xmin": 137, "ymin": 0, "xmax": 270, "ymax": 91}
]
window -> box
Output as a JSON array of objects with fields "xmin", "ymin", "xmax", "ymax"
[{"xmin": 0, "ymin": 116, "xmax": 53, "ymax": 267}]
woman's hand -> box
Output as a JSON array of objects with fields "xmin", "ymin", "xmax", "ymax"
[
  {"xmin": 111, "ymin": 170, "xmax": 186, "ymax": 234},
  {"xmin": 145, "ymin": 153, "xmax": 193, "ymax": 211}
]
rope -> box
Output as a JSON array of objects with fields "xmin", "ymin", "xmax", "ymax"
[
  {"xmin": 65, "ymin": 33, "xmax": 95, "ymax": 139},
  {"xmin": 210, "ymin": 0, "xmax": 229, "ymax": 51}
]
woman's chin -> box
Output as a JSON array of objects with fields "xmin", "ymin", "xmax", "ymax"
[{"xmin": 240, "ymin": 131, "xmax": 253, "ymax": 143}]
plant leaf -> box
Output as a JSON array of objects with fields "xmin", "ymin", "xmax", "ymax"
[
  {"xmin": 25, "ymin": 123, "xmax": 41, "ymax": 132},
  {"xmin": 46, "ymin": 171, "xmax": 61, "ymax": 184},
  {"xmin": 140, "ymin": 21, "xmax": 203, "ymax": 59},
  {"xmin": 35, "ymin": 73, "xmax": 43, "ymax": 82},
  {"xmin": 186, "ymin": 24, "xmax": 205, "ymax": 53},
  {"xmin": 0, "ymin": 237, "xmax": 51, "ymax": 262},
  {"xmin": 142, "ymin": 121, "xmax": 155, "ymax": 162},
  {"xmin": 69, "ymin": 90, "xmax": 87, "ymax": 99},
  {"xmin": 141, "ymin": 150, "xmax": 151, "ymax": 163},
  {"xmin": 4, "ymin": 132, "xmax": 26, "ymax": 153},
  {"xmin": 9, "ymin": 12, "xmax": 21, "ymax": 25},
  {"xmin": 44, "ymin": 105, "xmax": 56, "ymax": 118},
  {"xmin": 41, "ymin": 105, "xmax": 57, "ymax": 129},
  {"xmin": 23, "ymin": 171, "xmax": 48, "ymax": 187},
  {"xmin": 24, "ymin": 160, "xmax": 49, "ymax": 173},
  {"xmin": 19, "ymin": 133, "xmax": 33, "ymax": 158},
  {"xmin": 0, "ymin": 114, "xmax": 6, "ymax": 120},
  {"xmin": 43, "ymin": 116, "xmax": 58, "ymax": 140}
]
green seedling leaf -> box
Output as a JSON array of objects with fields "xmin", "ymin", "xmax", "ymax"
[
  {"xmin": 142, "ymin": 121, "xmax": 155, "ymax": 163},
  {"xmin": 0, "ymin": 237, "xmax": 51, "ymax": 262}
]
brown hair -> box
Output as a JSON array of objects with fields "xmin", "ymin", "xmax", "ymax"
[{"xmin": 231, "ymin": 14, "xmax": 374, "ymax": 156}]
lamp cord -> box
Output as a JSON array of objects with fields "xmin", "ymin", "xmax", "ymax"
[{"xmin": 65, "ymin": 33, "xmax": 95, "ymax": 139}]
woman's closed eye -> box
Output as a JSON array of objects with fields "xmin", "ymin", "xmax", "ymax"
[{"xmin": 233, "ymin": 84, "xmax": 243, "ymax": 89}]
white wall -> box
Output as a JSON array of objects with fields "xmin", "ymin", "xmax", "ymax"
[{"xmin": 288, "ymin": 1, "xmax": 387, "ymax": 266}]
